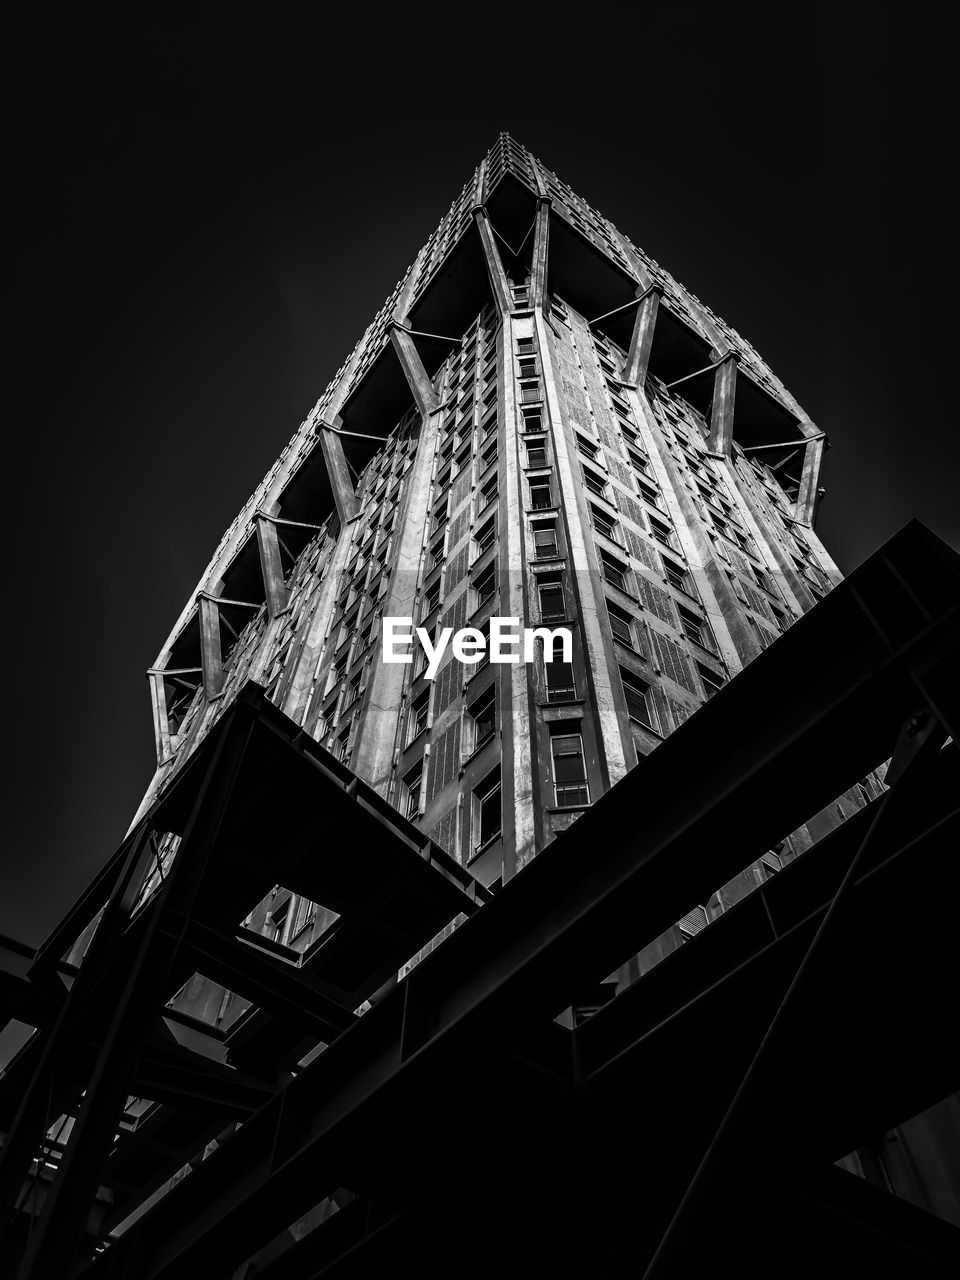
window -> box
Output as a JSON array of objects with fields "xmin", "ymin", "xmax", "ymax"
[
  {"xmin": 551, "ymin": 732, "xmax": 589, "ymax": 808},
  {"xmin": 600, "ymin": 549, "xmax": 629, "ymax": 593},
  {"xmin": 327, "ymin": 654, "xmax": 348, "ymax": 695},
  {"xmin": 754, "ymin": 566, "xmax": 775, "ymax": 594},
  {"xmin": 473, "ymin": 765, "xmax": 502, "ymax": 853},
  {"xmin": 291, "ymin": 895, "xmax": 317, "ymax": 940},
  {"xmin": 678, "ymin": 605, "xmax": 714, "ymax": 651},
  {"xmin": 468, "ymin": 684, "xmax": 496, "ymax": 753},
  {"xmin": 335, "ymin": 723, "xmax": 352, "ymax": 763},
  {"xmin": 530, "ymin": 480, "xmax": 552, "ymax": 510},
  {"xmin": 621, "ymin": 667, "xmax": 657, "ymax": 730},
  {"xmin": 663, "ymin": 558, "xmax": 692, "ymax": 595},
  {"xmin": 481, "ymin": 435, "xmax": 498, "ymax": 470},
  {"xmin": 474, "ymin": 561, "xmax": 497, "ymax": 609},
  {"xmin": 582, "ymin": 467, "xmax": 608, "ymax": 500},
  {"xmin": 521, "ymin": 408, "xmax": 543, "ymax": 433},
  {"xmin": 516, "ymin": 336, "xmax": 535, "ymax": 354},
  {"xmin": 344, "ymin": 670, "xmax": 363, "ymax": 709},
  {"xmin": 414, "ymin": 626, "xmax": 436, "ymax": 679},
  {"xmin": 518, "ymin": 357, "xmax": 537, "ymax": 378},
  {"xmin": 478, "ymin": 473, "xmax": 498, "ymax": 514},
  {"xmin": 592, "ymin": 505, "xmax": 619, "ymax": 543},
  {"xmin": 607, "ymin": 600, "xmax": 635, "ymax": 648},
  {"xmin": 473, "ymin": 618, "xmax": 492, "ymax": 670},
  {"xmin": 402, "ymin": 758, "xmax": 423, "ymax": 818},
  {"xmin": 532, "ymin": 520, "xmax": 560, "ymax": 560},
  {"xmin": 407, "ymin": 689, "xmax": 429, "ymax": 743},
  {"xmin": 628, "ymin": 448, "xmax": 651, "ymax": 476},
  {"xmin": 265, "ymin": 896, "xmax": 289, "ymax": 944},
  {"xmin": 526, "ymin": 440, "xmax": 547, "ymax": 469},
  {"xmin": 750, "ymin": 617, "xmax": 770, "ymax": 649},
  {"xmin": 454, "ymin": 439, "xmax": 472, "ymax": 473},
  {"xmin": 545, "ymin": 657, "xmax": 577, "ymax": 703},
  {"xmin": 422, "ymin": 577, "xmax": 441, "ymax": 619},
  {"xmin": 430, "ymin": 496, "xmax": 449, "ymax": 536},
  {"xmin": 577, "ymin": 434, "xmax": 598, "ymax": 462},
  {"xmin": 539, "ymin": 576, "xmax": 565, "ymax": 622},
  {"xmin": 697, "ymin": 662, "xmax": 725, "ymax": 700},
  {"xmin": 474, "ymin": 517, "xmax": 496, "ymax": 557},
  {"xmin": 427, "ymin": 534, "xmax": 446, "ymax": 574},
  {"xmin": 520, "ymin": 380, "xmax": 540, "ymax": 403},
  {"xmin": 648, "ymin": 515, "xmax": 674, "ymax": 549},
  {"xmin": 637, "ymin": 479, "xmax": 662, "ymax": 510}
]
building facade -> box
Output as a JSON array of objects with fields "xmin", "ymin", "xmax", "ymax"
[{"xmin": 136, "ymin": 135, "xmax": 871, "ymax": 995}]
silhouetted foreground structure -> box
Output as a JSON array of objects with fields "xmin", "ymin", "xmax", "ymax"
[{"xmin": 1, "ymin": 523, "xmax": 959, "ymax": 1277}]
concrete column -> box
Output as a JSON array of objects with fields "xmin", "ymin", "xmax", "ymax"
[
  {"xmin": 795, "ymin": 434, "xmax": 825, "ymax": 526},
  {"xmin": 530, "ymin": 197, "xmax": 551, "ymax": 308},
  {"xmin": 282, "ymin": 519, "xmax": 358, "ymax": 727},
  {"xmin": 626, "ymin": 389, "xmax": 762, "ymax": 671},
  {"xmin": 534, "ymin": 312, "xmax": 631, "ymax": 791},
  {"xmin": 198, "ymin": 596, "xmax": 224, "ymax": 700},
  {"xmin": 498, "ymin": 314, "xmax": 537, "ymax": 876},
  {"xmin": 318, "ymin": 422, "xmax": 360, "ymax": 522},
  {"xmin": 390, "ymin": 326, "xmax": 439, "ymax": 416},
  {"xmin": 622, "ymin": 287, "xmax": 661, "ymax": 388},
  {"xmin": 708, "ymin": 354, "xmax": 738, "ymax": 456},
  {"xmin": 255, "ymin": 516, "xmax": 290, "ymax": 619},
  {"xmin": 352, "ymin": 351, "xmax": 443, "ymax": 795},
  {"xmin": 721, "ymin": 456, "xmax": 817, "ymax": 614},
  {"xmin": 473, "ymin": 207, "xmax": 512, "ymax": 316},
  {"xmin": 610, "ymin": 226, "xmax": 733, "ymax": 360}
]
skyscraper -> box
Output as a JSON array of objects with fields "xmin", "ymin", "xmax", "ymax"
[
  {"xmin": 137, "ymin": 133, "xmax": 857, "ymax": 978},
  {"xmin": 4, "ymin": 135, "xmax": 958, "ymax": 1278}
]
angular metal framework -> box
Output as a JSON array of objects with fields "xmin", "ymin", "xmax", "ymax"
[{"xmin": 1, "ymin": 523, "xmax": 959, "ymax": 1276}]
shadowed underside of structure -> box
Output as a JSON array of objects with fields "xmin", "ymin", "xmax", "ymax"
[{"xmin": 1, "ymin": 520, "xmax": 960, "ymax": 1278}]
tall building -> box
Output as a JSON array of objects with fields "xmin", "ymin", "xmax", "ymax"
[
  {"xmin": 3, "ymin": 136, "xmax": 959, "ymax": 1278},
  {"xmin": 137, "ymin": 133, "xmax": 856, "ymax": 984}
]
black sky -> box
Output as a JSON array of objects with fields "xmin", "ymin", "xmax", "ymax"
[{"xmin": 2, "ymin": 2, "xmax": 955, "ymax": 946}]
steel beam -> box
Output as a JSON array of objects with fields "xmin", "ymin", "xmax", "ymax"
[{"xmin": 11, "ymin": 706, "xmax": 255, "ymax": 1280}]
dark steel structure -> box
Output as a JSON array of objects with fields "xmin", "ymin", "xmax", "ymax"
[{"xmin": 1, "ymin": 522, "xmax": 959, "ymax": 1277}]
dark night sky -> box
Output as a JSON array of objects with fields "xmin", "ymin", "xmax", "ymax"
[{"xmin": 2, "ymin": 3, "xmax": 954, "ymax": 947}]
